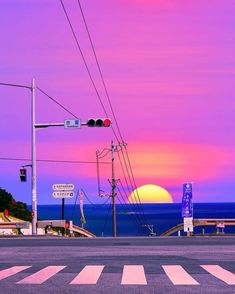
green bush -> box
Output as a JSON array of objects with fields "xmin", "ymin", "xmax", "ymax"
[{"xmin": 0, "ymin": 187, "xmax": 31, "ymax": 221}]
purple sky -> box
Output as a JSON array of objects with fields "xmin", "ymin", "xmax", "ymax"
[{"xmin": 0, "ymin": 0, "xmax": 235, "ymax": 204}]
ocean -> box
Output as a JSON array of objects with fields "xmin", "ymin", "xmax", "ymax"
[{"xmin": 35, "ymin": 203, "xmax": 235, "ymax": 237}]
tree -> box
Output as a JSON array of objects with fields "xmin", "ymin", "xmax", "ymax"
[
  {"xmin": 0, "ymin": 188, "xmax": 13, "ymax": 211},
  {"xmin": 0, "ymin": 187, "xmax": 31, "ymax": 221}
]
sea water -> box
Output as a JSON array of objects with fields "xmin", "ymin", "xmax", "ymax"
[{"xmin": 35, "ymin": 203, "xmax": 235, "ymax": 237}]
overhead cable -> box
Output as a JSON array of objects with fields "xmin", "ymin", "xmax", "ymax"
[
  {"xmin": 37, "ymin": 86, "xmax": 78, "ymax": 118},
  {"xmin": 0, "ymin": 157, "xmax": 110, "ymax": 165},
  {"xmin": 77, "ymin": 0, "xmax": 124, "ymax": 143}
]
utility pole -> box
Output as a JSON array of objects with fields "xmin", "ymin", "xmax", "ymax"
[
  {"xmin": 111, "ymin": 140, "xmax": 117, "ymax": 238},
  {"xmin": 97, "ymin": 141, "xmax": 126, "ymax": 238}
]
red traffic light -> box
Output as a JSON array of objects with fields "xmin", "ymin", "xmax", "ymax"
[
  {"xmin": 20, "ymin": 167, "xmax": 27, "ymax": 182},
  {"xmin": 87, "ymin": 118, "xmax": 111, "ymax": 127},
  {"xmin": 103, "ymin": 118, "xmax": 111, "ymax": 127}
]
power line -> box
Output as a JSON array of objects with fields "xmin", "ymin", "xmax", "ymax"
[
  {"xmin": 37, "ymin": 87, "xmax": 78, "ymax": 118},
  {"xmin": 59, "ymin": 0, "xmax": 120, "ymax": 142},
  {"xmin": 0, "ymin": 82, "xmax": 31, "ymax": 90},
  {"xmin": 77, "ymin": 0, "xmax": 124, "ymax": 144},
  {"xmin": 116, "ymin": 146, "xmax": 147, "ymax": 224},
  {"xmin": 0, "ymin": 157, "xmax": 111, "ymax": 165},
  {"xmin": 122, "ymin": 144, "xmax": 148, "ymax": 223},
  {"xmin": 96, "ymin": 143, "xmax": 147, "ymax": 225},
  {"xmin": 76, "ymin": 1, "xmax": 148, "ymax": 225},
  {"xmin": 116, "ymin": 148, "xmax": 145, "ymax": 224},
  {"xmin": 59, "ymin": 1, "xmax": 149, "ymax": 226},
  {"xmin": 116, "ymin": 185, "xmax": 142, "ymax": 228},
  {"xmin": 81, "ymin": 188, "xmax": 110, "ymax": 206},
  {"xmin": 118, "ymin": 179, "xmax": 145, "ymax": 226}
]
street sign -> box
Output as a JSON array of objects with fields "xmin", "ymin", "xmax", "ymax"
[
  {"xmin": 184, "ymin": 224, "xmax": 194, "ymax": 232},
  {"xmin": 216, "ymin": 222, "xmax": 225, "ymax": 228},
  {"xmin": 182, "ymin": 182, "xmax": 193, "ymax": 218},
  {"xmin": 52, "ymin": 184, "xmax": 74, "ymax": 191},
  {"xmin": 184, "ymin": 217, "xmax": 193, "ymax": 232},
  {"xmin": 53, "ymin": 191, "xmax": 74, "ymax": 198},
  {"xmin": 64, "ymin": 119, "xmax": 81, "ymax": 129},
  {"xmin": 184, "ymin": 217, "xmax": 193, "ymax": 225},
  {"xmin": 16, "ymin": 222, "xmax": 30, "ymax": 229}
]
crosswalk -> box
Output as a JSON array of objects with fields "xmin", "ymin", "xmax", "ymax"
[
  {"xmin": 70, "ymin": 265, "xmax": 104, "ymax": 285},
  {"xmin": 162, "ymin": 265, "xmax": 199, "ymax": 285},
  {"xmin": 0, "ymin": 264, "xmax": 235, "ymax": 285}
]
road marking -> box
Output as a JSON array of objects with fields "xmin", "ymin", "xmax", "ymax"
[
  {"xmin": 70, "ymin": 265, "xmax": 104, "ymax": 285},
  {"xmin": 17, "ymin": 266, "xmax": 66, "ymax": 284},
  {"xmin": 121, "ymin": 265, "xmax": 147, "ymax": 285},
  {"xmin": 162, "ymin": 265, "xmax": 199, "ymax": 285},
  {"xmin": 0, "ymin": 266, "xmax": 31, "ymax": 281},
  {"xmin": 201, "ymin": 265, "xmax": 235, "ymax": 285}
]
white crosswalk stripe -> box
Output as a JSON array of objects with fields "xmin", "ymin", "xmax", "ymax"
[
  {"xmin": 121, "ymin": 265, "xmax": 147, "ymax": 285},
  {"xmin": 162, "ymin": 265, "xmax": 199, "ymax": 285},
  {"xmin": 17, "ymin": 266, "xmax": 66, "ymax": 284},
  {"xmin": 70, "ymin": 265, "xmax": 104, "ymax": 284},
  {"xmin": 0, "ymin": 266, "xmax": 31, "ymax": 281},
  {"xmin": 201, "ymin": 265, "xmax": 235, "ymax": 285}
]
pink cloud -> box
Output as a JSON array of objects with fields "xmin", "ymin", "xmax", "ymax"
[{"xmin": 125, "ymin": 142, "xmax": 230, "ymax": 183}]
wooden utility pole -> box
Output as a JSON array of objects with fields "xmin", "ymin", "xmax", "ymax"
[
  {"xmin": 111, "ymin": 140, "xmax": 117, "ymax": 238},
  {"xmin": 96, "ymin": 141, "xmax": 124, "ymax": 238}
]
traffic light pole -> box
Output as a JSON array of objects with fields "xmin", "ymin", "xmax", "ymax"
[
  {"xmin": 0, "ymin": 79, "xmax": 111, "ymax": 236},
  {"xmin": 0, "ymin": 79, "xmax": 38, "ymax": 235}
]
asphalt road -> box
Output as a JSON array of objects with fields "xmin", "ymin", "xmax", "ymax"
[{"xmin": 0, "ymin": 236, "xmax": 235, "ymax": 294}]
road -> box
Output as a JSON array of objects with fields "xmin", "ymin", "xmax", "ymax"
[{"xmin": 0, "ymin": 236, "xmax": 235, "ymax": 294}]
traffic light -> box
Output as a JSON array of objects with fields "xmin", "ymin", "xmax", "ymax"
[
  {"xmin": 87, "ymin": 118, "xmax": 111, "ymax": 127},
  {"xmin": 20, "ymin": 167, "xmax": 27, "ymax": 182}
]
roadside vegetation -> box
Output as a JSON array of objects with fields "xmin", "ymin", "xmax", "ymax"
[{"xmin": 0, "ymin": 187, "xmax": 31, "ymax": 221}]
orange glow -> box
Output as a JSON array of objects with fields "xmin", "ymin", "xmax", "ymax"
[{"xmin": 126, "ymin": 142, "xmax": 229, "ymax": 182}]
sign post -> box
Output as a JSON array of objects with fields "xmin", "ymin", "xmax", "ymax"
[
  {"xmin": 52, "ymin": 184, "xmax": 74, "ymax": 226},
  {"xmin": 182, "ymin": 182, "xmax": 193, "ymax": 236}
]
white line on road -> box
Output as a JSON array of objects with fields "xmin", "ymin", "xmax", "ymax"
[
  {"xmin": 17, "ymin": 266, "xmax": 66, "ymax": 284},
  {"xmin": 162, "ymin": 265, "xmax": 199, "ymax": 285},
  {"xmin": 201, "ymin": 265, "xmax": 235, "ymax": 285},
  {"xmin": 70, "ymin": 265, "xmax": 104, "ymax": 284},
  {"xmin": 0, "ymin": 266, "xmax": 31, "ymax": 281},
  {"xmin": 121, "ymin": 265, "xmax": 147, "ymax": 285}
]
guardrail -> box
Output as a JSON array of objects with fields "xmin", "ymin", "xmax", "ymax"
[
  {"xmin": 0, "ymin": 219, "xmax": 96, "ymax": 238},
  {"xmin": 37, "ymin": 220, "xmax": 66, "ymax": 228},
  {"xmin": 161, "ymin": 219, "xmax": 235, "ymax": 236},
  {"xmin": 0, "ymin": 222, "xmax": 29, "ymax": 229},
  {"xmin": 72, "ymin": 224, "xmax": 96, "ymax": 238},
  {"xmin": 38, "ymin": 220, "xmax": 96, "ymax": 238}
]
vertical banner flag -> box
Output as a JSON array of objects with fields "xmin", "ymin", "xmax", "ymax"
[
  {"xmin": 182, "ymin": 182, "xmax": 193, "ymax": 218},
  {"xmin": 79, "ymin": 189, "xmax": 86, "ymax": 226}
]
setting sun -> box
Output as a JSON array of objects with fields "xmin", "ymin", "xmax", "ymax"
[{"xmin": 128, "ymin": 184, "xmax": 173, "ymax": 203}]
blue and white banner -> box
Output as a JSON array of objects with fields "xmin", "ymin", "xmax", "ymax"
[{"xmin": 182, "ymin": 182, "xmax": 193, "ymax": 218}]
